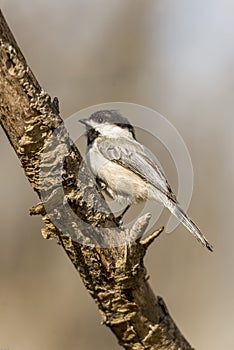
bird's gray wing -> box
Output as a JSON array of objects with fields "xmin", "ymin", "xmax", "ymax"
[
  {"xmin": 97, "ymin": 138, "xmax": 213, "ymax": 251},
  {"xmin": 97, "ymin": 137, "xmax": 176, "ymax": 201}
]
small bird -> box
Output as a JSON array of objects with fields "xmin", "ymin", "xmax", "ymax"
[{"xmin": 80, "ymin": 110, "xmax": 213, "ymax": 251}]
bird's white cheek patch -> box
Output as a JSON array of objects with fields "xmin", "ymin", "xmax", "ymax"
[{"xmin": 96, "ymin": 124, "xmax": 131, "ymax": 138}]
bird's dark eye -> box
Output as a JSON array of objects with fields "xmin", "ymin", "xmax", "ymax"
[{"xmin": 97, "ymin": 116, "xmax": 103, "ymax": 123}]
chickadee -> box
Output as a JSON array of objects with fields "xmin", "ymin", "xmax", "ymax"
[{"xmin": 80, "ymin": 110, "xmax": 213, "ymax": 251}]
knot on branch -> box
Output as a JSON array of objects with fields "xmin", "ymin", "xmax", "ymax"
[{"xmin": 124, "ymin": 213, "xmax": 164, "ymax": 268}]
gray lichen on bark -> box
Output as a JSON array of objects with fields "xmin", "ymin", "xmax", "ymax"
[{"xmin": 0, "ymin": 10, "xmax": 194, "ymax": 350}]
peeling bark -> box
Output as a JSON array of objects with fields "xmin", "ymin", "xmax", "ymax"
[{"xmin": 0, "ymin": 10, "xmax": 194, "ymax": 350}]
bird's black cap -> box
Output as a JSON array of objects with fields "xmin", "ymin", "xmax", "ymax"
[{"xmin": 89, "ymin": 110, "xmax": 136, "ymax": 138}]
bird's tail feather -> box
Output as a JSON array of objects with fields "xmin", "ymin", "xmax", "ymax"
[{"xmin": 166, "ymin": 202, "xmax": 213, "ymax": 252}]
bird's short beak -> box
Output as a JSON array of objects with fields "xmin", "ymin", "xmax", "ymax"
[{"xmin": 79, "ymin": 118, "xmax": 89, "ymax": 126}]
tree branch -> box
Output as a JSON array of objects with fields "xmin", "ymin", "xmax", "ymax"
[{"xmin": 0, "ymin": 10, "xmax": 194, "ymax": 350}]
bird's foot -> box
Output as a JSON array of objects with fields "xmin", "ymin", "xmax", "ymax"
[{"xmin": 115, "ymin": 205, "xmax": 131, "ymax": 226}]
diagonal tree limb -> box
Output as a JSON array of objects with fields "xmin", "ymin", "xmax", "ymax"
[{"xmin": 0, "ymin": 10, "xmax": 194, "ymax": 350}]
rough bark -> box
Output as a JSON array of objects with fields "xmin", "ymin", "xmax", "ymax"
[{"xmin": 0, "ymin": 10, "xmax": 194, "ymax": 350}]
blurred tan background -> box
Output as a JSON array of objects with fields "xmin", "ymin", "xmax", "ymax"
[{"xmin": 0, "ymin": 1, "xmax": 233, "ymax": 349}]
